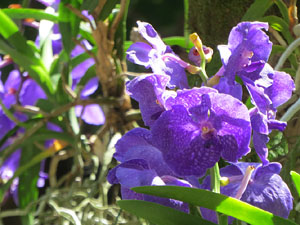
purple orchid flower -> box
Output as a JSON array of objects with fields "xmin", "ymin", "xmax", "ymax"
[
  {"xmin": 107, "ymin": 127, "xmax": 192, "ymax": 213},
  {"xmin": 201, "ymin": 162, "xmax": 293, "ymax": 223},
  {"xmin": 126, "ymin": 73, "xmax": 175, "ymax": 127},
  {"xmin": 151, "ymin": 86, "xmax": 251, "ymax": 177},
  {"xmin": 215, "ymin": 22, "xmax": 272, "ymax": 100},
  {"xmin": 246, "ymin": 69, "xmax": 295, "ymax": 165},
  {"xmin": 127, "ymin": 21, "xmax": 189, "ymax": 89}
]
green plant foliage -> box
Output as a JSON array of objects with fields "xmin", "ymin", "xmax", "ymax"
[
  {"xmin": 132, "ymin": 186, "xmax": 297, "ymax": 225},
  {"xmin": 18, "ymin": 144, "xmax": 41, "ymax": 225},
  {"xmin": 291, "ymin": 171, "xmax": 300, "ymax": 198},
  {"xmin": 2, "ymin": 8, "xmax": 59, "ymax": 22},
  {"xmin": 268, "ymin": 131, "xmax": 289, "ymax": 161},
  {"xmin": 242, "ymin": 0, "xmax": 274, "ymax": 21},
  {"xmin": 118, "ymin": 200, "xmax": 217, "ymax": 225}
]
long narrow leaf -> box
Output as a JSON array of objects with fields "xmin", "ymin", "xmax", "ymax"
[
  {"xmin": 261, "ymin": 15, "xmax": 294, "ymax": 44},
  {"xmin": 132, "ymin": 186, "xmax": 297, "ymax": 225},
  {"xmin": 18, "ymin": 144, "xmax": 41, "ymax": 225},
  {"xmin": 2, "ymin": 8, "xmax": 59, "ymax": 22},
  {"xmin": 118, "ymin": 200, "xmax": 216, "ymax": 225},
  {"xmin": 242, "ymin": 0, "xmax": 274, "ymax": 21},
  {"xmin": 274, "ymin": 0, "xmax": 289, "ymax": 23},
  {"xmin": 291, "ymin": 171, "xmax": 300, "ymax": 197},
  {"xmin": 0, "ymin": 38, "xmax": 54, "ymax": 98}
]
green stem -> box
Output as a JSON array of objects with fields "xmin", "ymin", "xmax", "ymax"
[
  {"xmin": 210, "ymin": 162, "xmax": 220, "ymax": 193},
  {"xmin": 210, "ymin": 163, "xmax": 228, "ymax": 225},
  {"xmin": 183, "ymin": 0, "xmax": 189, "ymax": 48},
  {"xmin": 199, "ymin": 67, "xmax": 209, "ymax": 83},
  {"xmin": 219, "ymin": 214, "xmax": 228, "ymax": 225},
  {"xmin": 275, "ymin": 37, "xmax": 300, "ymax": 70}
]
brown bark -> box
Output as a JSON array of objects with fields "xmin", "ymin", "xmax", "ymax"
[{"xmin": 188, "ymin": 0, "xmax": 254, "ymax": 49}]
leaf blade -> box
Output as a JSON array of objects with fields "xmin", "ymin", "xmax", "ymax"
[
  {"xmin": 118, "ymin": 200, "xmax": 217, "ymax": 225},
  {"xmin": 132, "ymin": 186, "xmax": 297, "ymax": 225}
]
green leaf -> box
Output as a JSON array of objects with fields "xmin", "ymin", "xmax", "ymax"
[
  {"xmin": 0, "ymin": 38, "xmax": 54, "ymax": 98},
  {"xmin": 163, "ymin": 36, "xmax": 194, "ymax": 49},
  {"xmin": 0, "ymin": 10, "xmax": 35, "ymax": 57},
  {"xmin": 274, "ymin": 0, "xmax": 289, "ymax": 23},
  {"xmin": 2, "ymin": 8, "xmax": 59, "ymax": 22},
  {"xmin": 260, "ymin": 15, "xmax": 294, "ymax": 44},
  {"xmin": 0, "ymin": 9, "xmax": 19, "ymax": 38},
  {"xmin": 118, "ymin": 200, "xmax": 216, "ymax": 225},
  {"xmin": 39, "ymin": 16, "xmax": 55, "ymax": 70},
  {"xmin": 114, "ymin": 0, "xmax": 130, "ymax": 61},
  {"xmin": 291, "ymin": 171, "xmax": 300, "ymax": 197},
  {"xmin": 99, "ymin": 0, "xmax": 119, "ymax": 21},
  {"xmin": 0, "ymin": 130, "xmax": 72, "ymax": 203},
  {"xmin": 80, "ymin": 0, "xmax": 98, "ymax": 13},
  {"xmin": 18, "ymin": 144, "xmax": 41, "ymax": 225},
  {"xmin": 132, "ymin": 186, "xmax": 297, "ymax": 225},
  {"xmin": 58, "ymin": 0, "xmax": 80, "ymax": 55},
  {"xmin": 0, "ymin": 10, "xmax": 54, "ymax": 98},
  {"xmin": 242, "ymin": 0, "xmax": 274, "ymax": 21}
]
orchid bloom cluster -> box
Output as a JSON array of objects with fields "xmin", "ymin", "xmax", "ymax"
[{"xmin": 108, "ymin": 21, "xmax": 295, "ymax": 221}]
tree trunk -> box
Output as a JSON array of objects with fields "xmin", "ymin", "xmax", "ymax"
[{"xmin": 188, "ymin": 0, "xmax": 254, "ymax": 49}]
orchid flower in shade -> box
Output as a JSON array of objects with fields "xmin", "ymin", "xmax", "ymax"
[
  {"xmin": 151, "ymin": 86, "xmax": 251, "ymax": 177},
  {"xmin": 214, "ymin": 21, "xmax": 272, "ymax": 100},
  {"xmin": 126, "ymin": 21, "xmax": 189, "ymax": 89},
  {"xmin": 200, "ymin": 162, "xmax": 293, "ymax": 223},
  {"xmin": 107, "ymin": 128, "xmax": 193, "ymax": 213}
]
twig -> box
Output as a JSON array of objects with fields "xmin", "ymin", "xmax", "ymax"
[
  {"xmin": 0, "ymin": 97, "xmax": 121, "ymax": 164},
  {"xmin": 49, "ymin": 150, "xmax": 74, "ymax": 187},
  {"xmin": 93, "ymin": 0, "xmax": 107, "ymax": 19},
  {"xmin": 48, "ymin": 200, "xmax": 81, "ymax": 225},
  {"xmin": 108, "ymin": 0, "xmax": 127, "ymax": 40},
  {"xmin": 65, "ymin": 4, "xmax": 91, "ymax": 24},
  {"xmin": 0, "ymin": 98, "xmax": 23, "ymax": 126},
  {"xmin": 12, "ymin": 104, "xmax": 50, "ymax": 116},
  {"xmin": 0, "ymin": 119, "xmax": 45, "ymax": 165}
]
